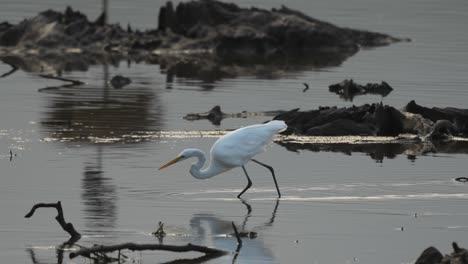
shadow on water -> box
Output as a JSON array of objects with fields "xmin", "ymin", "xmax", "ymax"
[
  {"xmin": 38, "ymin": 64, "xmax": 164, "ymax": 143},
  {"xmin": 37, "ymin": 63, "xmax": 162, "ymax": 234},
  {"xmin": 82, "ymin": 145, "xmax": 117, "ymax": 234},
  {"xmin": 189, "ymin": 199, "xmax": 280, "ymax": 263},
  {"xmin": 36, "ymin": 64, "xmax": 161, "ymax": 241},
  {"xmin": 1, "ymin": 47, "xmax": 352, "ymax": 86},
  {"xmin": 158, "ymin": 50, "xmax": 354, "ymax": 84},
  {"xmin": 277, "ymin": 140, "xmax": 468, "ymax": 163}
]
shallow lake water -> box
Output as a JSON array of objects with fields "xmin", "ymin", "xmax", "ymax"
[{"xmin": 1, "ymin": 0, "xmax": 468, "ymax": 263}]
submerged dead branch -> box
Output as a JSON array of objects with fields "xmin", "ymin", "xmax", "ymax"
[
  {"xmin": 69, "ymin": 242, "xmax": 228, "ymax": 259},
  {"xmin": 24, "ymin": 201, "xmax": 243, "ymax": 263},
  {"xmin": 24, "ymin": 201, "xmax": 81, "ymax": 240}
]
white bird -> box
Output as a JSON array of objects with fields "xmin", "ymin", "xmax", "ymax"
[{"xmin": 159, "ymin": 120, "xmax": 287, "ymax": 198}]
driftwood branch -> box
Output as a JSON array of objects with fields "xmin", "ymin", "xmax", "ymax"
[
  {"xmin": 69, "ymin": 242, "xmax": 228, "ymax": 259},
  {"xmin": 69, "ymin": 223, "xmax": 245, "ymax": 262},
  {"xmin": 25, "ymin": 201, "xmax": 81, "ymax": 240}
]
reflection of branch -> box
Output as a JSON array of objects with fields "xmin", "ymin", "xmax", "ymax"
[
  {"xmin": 69, "ymin": 243, "xmax": 228, "ymax": 259},
  {"xmin": 37, "ymin": 74, "xmax": 84, "ymax": 92},
  {"xmin": 24, "ymin": 201, "xmax": 81, "ymax": 240},
  {"xmin": 161, "ymin": 254, "xmax": 226, "ymax": 264},
  {"xmin": 39, "ymin": 74, "xmax": 84, "ymax": 85},
  {"xmin": 38, "ymin": 83, "xmax": 80, "ymax": 93},
  {"xmin": 0, "ymin": 61, "xmax": 18, "ymax": 78}
]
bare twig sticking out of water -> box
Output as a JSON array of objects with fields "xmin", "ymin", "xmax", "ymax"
[
  {"xmin": 0, "ymin": 61, "xmax": 18, "ymax": 78},
  {"xmin": 24, "ymin": 201, "xmax": 232, "ymax": 263},
  {"xmin": 302, "ymin": 83, "xmax": 309, "ymax": 92},
  {"xmin": 24, "ymin": 201, "xmax": 81, "ymax": 240},
  {"xmin": 9, "ymin": 149, "xmax": 15, "ymax": 162},
  {"xmin": 69, "ymin": 242, "xmax": 228, "ymax": 260},
  {"xmin": 152, "ymin": 221, "xmax": 166, "ymax": 240}
]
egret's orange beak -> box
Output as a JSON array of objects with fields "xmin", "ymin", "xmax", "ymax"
[{"xmin": 159, "ymin": 156, "xmax": 184, "ymax": 170}]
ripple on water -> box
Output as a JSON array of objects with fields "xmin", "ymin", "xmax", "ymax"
[{"xmin": 159, "ymin": 180, "xmax": 468, "ymax": 202}]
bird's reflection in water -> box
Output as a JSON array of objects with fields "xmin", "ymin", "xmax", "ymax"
[
  {"xmin": 189, "ymin": 199, "xmax": 280, "ymax": 263},
  {"xmin": 81, "ymin": 145, "xmax": 117, "ymax": 236}
]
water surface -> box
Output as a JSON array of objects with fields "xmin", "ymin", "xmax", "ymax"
[{"xmin": 1, "ymin": 0, "xmax": 468, "ymax": 263}]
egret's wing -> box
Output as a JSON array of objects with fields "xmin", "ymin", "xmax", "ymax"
[{"xmin": 211, "ymin": 121, "xmax": 286, "ymax": 167}]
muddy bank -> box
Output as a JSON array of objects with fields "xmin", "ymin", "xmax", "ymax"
[
  {"xmin": 181, "ymin": 101, "xmax": 467, "ymax": 141},
  {"xmin": 273, "ymin": 101, "xmax": 467, "ymax": 139},
  {"xmin": 0, "ymin": 0, "xmax": 405, "ymax": 76}
]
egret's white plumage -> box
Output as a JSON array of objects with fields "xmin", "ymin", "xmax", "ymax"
[{"xmin": 159, "ymin": 120, "xmax": 287, "ymax": 198}]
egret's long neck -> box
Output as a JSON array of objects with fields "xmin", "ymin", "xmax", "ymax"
[{"xmin": 188, "ymin": 149, "xmax": 230, "ymax": 179}]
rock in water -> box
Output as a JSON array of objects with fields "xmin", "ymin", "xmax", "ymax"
[{"xmin": 110, "ymin": 75, "xmax": 131, "ymax": 89}]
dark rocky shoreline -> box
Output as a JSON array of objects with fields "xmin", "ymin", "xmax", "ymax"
[
  {"xmin": 182, "ymin": 100, "xmax": 467, "ymax": 143},
  {"xmin": 0, "ymin": 0, "xmax": 406, "ymax": 76},
  {"xmin": 273, "ymin": 100, "xmax": 467, "ymax": 140},
  {"xmin": 1, "ymin": 1, "xmax": 466, "ymax": 143}
]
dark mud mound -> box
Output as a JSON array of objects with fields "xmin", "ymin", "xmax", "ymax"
[
  {"xmin": 274, "ymin": 101, "xmax": 468, "ymax": 138},
  {"xmin": 329, "ymin": 79, "xmax": 393, "ymax": 101},
  {"xmin": 415, "ymin": 242, "xmax": 468, "ymax": 264},
  {"xmin": 274, "ymin": 103, "xmax": 410, "ymax": 136},
  {"xmin": 405, "ymin": 100, "xmax": 468, "ymax": 136},
  {"xmin": 158, "ymin": 0, "xmax": 405, "ymax": 60},
  {"xmin": 0, "ymin": 0, "xmax": 406, "ymax": 76}
]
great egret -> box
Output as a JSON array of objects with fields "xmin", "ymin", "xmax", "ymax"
[{"xmin": 159, "ymin": 120, "xmax": 287, "ymax": 198}]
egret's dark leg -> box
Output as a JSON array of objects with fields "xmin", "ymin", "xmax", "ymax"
[
  {"xmin": 251, "ymin": 159, "xmax": 281, "ymax": 198},
  {"xmin": 237, "ymin": 166, "xmax": 252, "ymax": 198}
]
